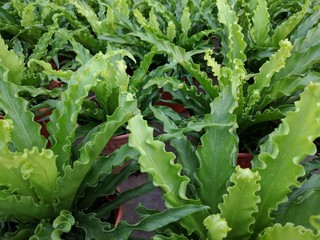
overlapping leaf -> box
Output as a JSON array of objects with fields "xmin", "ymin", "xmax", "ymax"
[
  {"xmin": 252, "ymin": 83, "xmax": 320, "ymax": 234},
  {"xmin": 218, "ymin": 166, "xmax": 261, "ymax": 239},
  {"xmin": 128, "ymin": 113, "xmax": 208, "ymax": 237}
]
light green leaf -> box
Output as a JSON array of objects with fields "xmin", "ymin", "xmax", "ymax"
[
  {"xmin": 167, "ymin": 21, "xmax": 177, "ymax": 42},
  {"xmin": 51, "ymin": 210, "xmax": 75, "ymax": 239},
  {"xmin": 258, "ymin": 72, "xmax": 320, "ymax": 111},
  {"xmin": 104, "ymin": 204, "xmax": 209, "ymax": 239},
  {"xmin": 48, "ymin": 53, "xmax": 107, "ymax": 172},
  {"xmin": 28, "ymin": 59, "xmax": 73, "ymax": 82},
  {"xmin": 181, "ymin": 7, "xmax": 191, "ymax": 34},
  {"xmin": 0, "ymin": 120, "xmax": 36, "ymax": 197},
  {"xmin": 133, "ymin": 9, "xmax": 165, "ymax": 39},
  {"xmin": 259, "ymin": 223, "xmax": 320, "ymax": 240},
  {"xmin": 196, "ymin": 59, "xmax": 245, "ymax": 213},
  {"xmin": 0, "ymin": 35, "xmax": 24, "ymax": 84},
  {"xmin": 245, "ymin": 39, "xmax": 292, "ymax": 115},
  {"xmin": 290, "ymin": 6, "xmax": 320, "ymax": 41},
  {"xmin": 21, "ymin": 148, "xmax": 58, "ymax": 203},
  {"xmin": 128, "ymin": 113, "xmax": 208, "ymax": 237},
  {"xmin": 0, "ymin": 75, "xmax": 47, "ymax": 150},
  {"xmin": 0, "ymin": 192, "xmax": 54, "ymax": 222},
  {"xmin": 219, "ymin": 166, "xmax": 261, "ymax": 239},
  {"xmin": 252, "ymin": 83, "xmax": 320, "ymax": 233},
  {"xmin": 20, "ymin": 4, "xmax": 38, "ymax": 28},
  {"xmin": 203, "ymin": 214, "xmax": 231, "ymax": 240},
  {"xmin": 71, "ymin": 0, "xmax": 105, "ymax": 36},
  {"xmin": 132, "ymin": 32, "xmax": 218, "ymax": 100},
  {"xmin": 115, "ymin": 60, "xmax": 129, "ymax": 92},
  {"xmin": 54, "ymin": 93, "xmax": 138, "ymax": 211},
  {"xmin": 269, "ymin": 0, "xmax": 311, "ymax": 47},
  {"xmin": 272, "ymin": 43, "xmax": 320, "ymax": 79},
  {"xmin": 274, "ymin": 174, "xmax": 320, "ymax": 230},
  {"xmin": 30, "ymin": 210, "xmax": 75, "ymax": 240},
  {"xmin": 250, "ymin": 0, "xmax": 270, "ymax": 47},
  {"xmin": 216, "ymin": 0, "xmax": 247, "ymax": 67},
  {"xmin": 144, "ymin": 76, "xmax": 210, "ymax": 114}
]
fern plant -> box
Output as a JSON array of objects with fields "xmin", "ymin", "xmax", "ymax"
[
  {"xmin": 121, "ymin": 0, "xmax": 320, "ymax": 239},
  {"xmin": 126, "ymin": 58, "xmax": 320, "ymax": 240},
  {"xmin": 0, "ymin": 40, "xmax": 209, "ymax": 238}
]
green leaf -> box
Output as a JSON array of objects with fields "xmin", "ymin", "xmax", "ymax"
[
  {"xmin": 259, "ymin": 223, "xmax": 320, "ymax": 240},
  {"xmin": 250, "ymin": 0, "xmax": 270, "ymax": 47},
  {"xmin": 154, "ymin": 233, "xmax": 189, "ymax": 240},
  {"xmin": 104, "ymin": 204, "xmax": 210, "ymax": 239},
  {"xmin": 51, "ymin": 210, "xmax": 75, "ymax": 239},
  {"xmin": 219, "ymin": 166, "xmax": 261, "ymax": 239},
  {"xmin": 48, "ymin": 53, "xmax": 107, "ymax": 171},
  {"xmin": 128, "ymin": 113, "xmax": 208, "ymax": 237},
  {"xmin": 259, "ymin": 72, "xmax": 320, "ymax": 111},
  {"xmin": 292, "ymin": 23, "xmax": 320, "ymax": 53},
  {"xmin": 167, "ymin": 21, "xmax": 177, "ymax": 42},
  {"xmin": 0, "ymin": 192, "xmax": 54, "ymax": 222},
  {"xmin": 74, "ymin": 212, "xmax": 112, "ymax": 239},
  {"xmin": 21, "ymin": 148, "xmax": 58, "ymax": 203},
  {"xmin": 150, "ymin": 105, "xmax": 199, "ymax": 185},
  {"xmin": 0, "ymin": 77, "xmax": 46, "ymax": 150},
  {"xmin": 0, "ymin": 225, "xmax": 34, "ymax": 240},
  {"xmin": 30, "ymin": 210, "xmax": 75, "ymax": 240},
  {"xmin": 310, "ymin": 215, "xmax": 320, "ymax": 231},
  {"xmin": 216, "ymin": 0, "xmax": 247, "ymax": 67},
  {"xmin": 274, "ymin": 174, "xmax": 320, "ymax": 230},
  {"xmin": 28, "ymin": 59, "xmax": 73, "ymax": 82},
  {"xmin": 77, "ymin": 144, "xmax": 139, "ymax": 203},
  {"xmin": 290, "ymin": 6, "xmax": 320, "ymax": 41},
  {"xmin": 239, "ymin": 107, "xmax": 289, "ymax": 133},
  {"xmin": 57, "ymin": 28, "xmax": 92, "ymax": 65},
  {"xmin": 252, "ymin": 83, "xmax": 320, "ymax": 233},
  {"xmin": 196, "ymin": 64, "xmax": 244, "ymax": 213},
  {"xmin": 269, "ymin": 0, "xmax": 311, "ymax": 47},
  {"xmin": 28, "ymin": 22, "xmax": 58, "ymax": 62},
  {"xmin": 203, "ymin": 214, "xmax": 231, "ymax": 240},
  {"xmin": 130, "ymin": 49, "xmax": 156, "ymax": 92},
  {"xmin": 131, "ymin": 32, "xmax": 218, "ymax": 100},
  {"xmin": 77, "ymin": 161, "xmax": 139, "ymax": 211},
  {"xmin": 266, "ymin": 42, "xmax": 320, "ymax": 101},
  {"xmin": 30, "ymin": 220, "xmax": 55, "ymax": 240},
  {"xmin": 144, "ymin": 77, "xmax": 210, "ymax": 114},
  {"xmin": 54, "ymin": 93, "xmax": 138, "ymax": 211},
  {"xmin": 95, "ymin": 181, "xmax": 155, "ymax": 219},
  {"xmin": 71, "ymin": 0, "xmax": 105, "ymax": 36},
  {"xmin": 180, "ymin": 7, "xmax": 191, "ymax": 39},
  {"xmin": 0, "ymin": 35, "xmax": 24, "ymax": 84},
  {"xmin": 245, "ymin": 39, "xmax": 292, "ymax": 114},
  {"xmin": 0, "ymin": 7, "xmax": 19, "ymax": 25},
  {"xmin": 0, "ymin": 120, "xmax": 37, "ymax": 197}
]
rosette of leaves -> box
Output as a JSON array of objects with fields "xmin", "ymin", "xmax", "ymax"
[
  {"xmin": 0, "ymin": 0, "xmax": 74, "ymax": 71},
  {"xmin": 0, "ymin": 46, "xmax": 209, "ymax": 239},
  {"xmin": 131, "ymin": 0, "xmax": 320, "ymax": 153},
  {"xmin": 121, "ymin": 0, "xmax": 320, "ymax": 239},
  {"xmin": 127, "ymin": 70, "xmax": 320, "ymax": 240}
]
